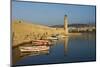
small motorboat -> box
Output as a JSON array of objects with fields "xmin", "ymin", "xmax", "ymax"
[
  {"xmin": 57, "ymin": 35, "xmax": 68, "ymax": 38},
  {"xmin": 46, "ymin": 37, "xmax": 58, "ymax": 40},
  {"xmin": 19, "ymin": 46, "xmax": 50, "ymax": 52}
]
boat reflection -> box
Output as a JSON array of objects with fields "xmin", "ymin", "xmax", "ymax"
[
  {"xmin": 12, "ymin": 37, "xmax": 69, "ymax": 65},
  {"xmin": 13, "ymin": 45, "xmax": 51, "ymax": 65}
]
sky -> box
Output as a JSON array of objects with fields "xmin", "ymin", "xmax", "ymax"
[{"xmin": 12, "ymin": 1, "xmax": 96, "ymax": 25}]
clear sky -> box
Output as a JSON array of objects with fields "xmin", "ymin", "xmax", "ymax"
[{"xmin": 12, "ymin": 1, "xmax": 96, "ymax": 25}]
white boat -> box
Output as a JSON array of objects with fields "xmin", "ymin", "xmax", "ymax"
[
  {"xmin": 57, "ymin": 35, "xmax": 68, "ymax": 38},
  {"xmin": 47, "ymin": 37, "xmax": 58, "ymax": 40},
  {"xmin": 19, "ymin": 46, "xmax": 50, "ymax": 52}
]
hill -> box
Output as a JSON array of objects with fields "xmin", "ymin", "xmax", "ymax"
[{"xmin": 50, "ymin": 24, "xmax": 95, "ymax": 28}]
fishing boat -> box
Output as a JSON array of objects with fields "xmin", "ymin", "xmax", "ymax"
[
  {"xmin": 32, "ymin": 40, "xmax": 51, "ymax": 46},
  {"xmin": 19, "ymin": 46, "xmax": 50, "ymax": 52},
  {"xmin": 57, "ymin": 35, "xmax": 68, "ymax": 38},
  {"xmin": 46, "ymin": 37, "xmax": 58, "ymax": 40}
]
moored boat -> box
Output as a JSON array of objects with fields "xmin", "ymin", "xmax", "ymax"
[
  {"xmin": 46, "ymin": 37, "xmax": 58, "ymax": 40},
  {"xmin": 19, "ymin": 46, "xmax": 50, "ymax": 52},
  {"xmin": 32, "ymin": 40, "xmax": 51, "ymax": 46}
]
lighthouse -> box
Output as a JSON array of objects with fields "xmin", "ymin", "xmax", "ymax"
[{"xmin": 64, "ymin": 15, "xmax": 68, "ymax": 35}]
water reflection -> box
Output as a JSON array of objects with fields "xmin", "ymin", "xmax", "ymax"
[
  {"xmin": 12, "ymin": 33, "xmax": 96, "ymax": 66},
  {"xmin": 20, "ymin": 46, "xmax": 50, "ymax": 57},
  {"xmin": 13, "ymin": 45, "xmax": 50, "ymax": 64},
  {"xmin": 12, "ymin": 47, "xmax": 21, "ymax": 64},
  {"xmin": 63, "ymin": 37, "xmax": 69, "ymax": 56},
  {"xmin": 13, "ymin": 37, "xmax": 69, "ymax": 65}
]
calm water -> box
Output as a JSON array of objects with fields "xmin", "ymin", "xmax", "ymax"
[{"xmin": 12, "ymin": 33, "xmax": 96, "ymax": 66}]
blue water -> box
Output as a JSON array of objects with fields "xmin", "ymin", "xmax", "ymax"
[{"xmin": 14, "ymin": 34, "xmax": 96, "ymax": 66}]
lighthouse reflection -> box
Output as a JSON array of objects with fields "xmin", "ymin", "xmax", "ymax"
[{"xmin": 63, "ymin": 37, "xmax": 69, "ymax": 56}]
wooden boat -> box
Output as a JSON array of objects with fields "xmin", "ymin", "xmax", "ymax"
[
  {"xmin": 19, "ymin": 46, "xmax": 50, "ymax": 52},
  {"xmin": 32, "ymin": 40, "xmax": 51, "ymax": 46}
]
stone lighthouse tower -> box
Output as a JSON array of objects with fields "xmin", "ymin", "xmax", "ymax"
[{"xmin": 64, "ymin": 15, "xmax": 68, "ymax": 35}]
